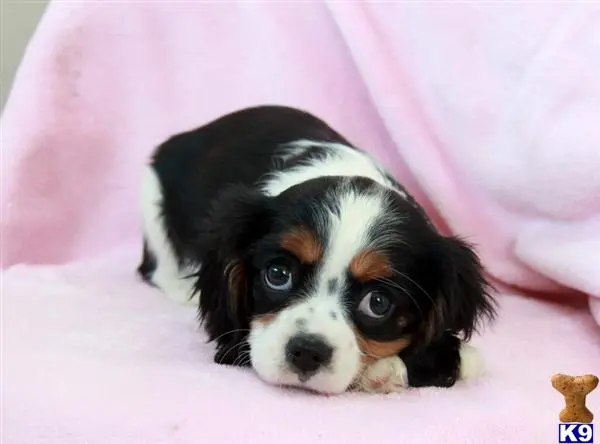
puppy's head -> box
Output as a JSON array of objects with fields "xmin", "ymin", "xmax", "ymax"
[{"xmin": 194, "ymin": 177, "xmax": 496, "ymax": 394}]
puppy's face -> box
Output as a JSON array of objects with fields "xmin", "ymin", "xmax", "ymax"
[{"xmin": 196, "ymin": 177, "xmax": 494, "ymax": 394}]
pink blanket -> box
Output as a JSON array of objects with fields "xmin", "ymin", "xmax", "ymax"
[{"xmin": 2, "ymin": 2, "xmax": 599, "ymax": 443}]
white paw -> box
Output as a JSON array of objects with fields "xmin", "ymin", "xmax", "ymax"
[
  {"xmin": 459, "ymin": 343, "xmax": 484, "ymax": 380},
  {"xmin": 355, "ymin": 356, "xmax": 408, "ymax": 394}
]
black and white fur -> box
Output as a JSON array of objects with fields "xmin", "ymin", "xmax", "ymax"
[{"xmin": 138, "ymin": 105, "xmax": 496, "ymax": 395}]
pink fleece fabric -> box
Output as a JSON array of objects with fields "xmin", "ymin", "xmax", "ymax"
[
  {"xmin": 3, "ymin": 249, "xmax": 600, "ymax": 444},
  {"xmin": 2, "ymin": 2, "xmax": 600, "ymax": 443}
]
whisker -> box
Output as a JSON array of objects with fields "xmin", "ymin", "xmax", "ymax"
[
  {"xmin": 237, "ymin": 357, "xmax": 252, "ymax": 367},
  {"xmin": 233, "ymin": 351, "xmax": 251, "ymax": 367},
  {"xmin": 210, "ymin": 329, "xmax": 251, "ymax": 344},
  {"xmin": 232, "ymin": 350, "xmax": 249, "ymax": 361},
  {"xmin": 391, "ymin": 268, "xmax": 436, "ymax": 306},
  {"xmin": 391, "ymin": 268, "xmax": 443, "ymax": 322},
  {"xmin": 375, "ymin": 277, "xmax": 425, "ymax": 319},
  {"xmin": 218, "ymin": 340, "xmax": 249, "ymax": 365}
]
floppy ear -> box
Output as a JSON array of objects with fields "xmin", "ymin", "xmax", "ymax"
[
  {"xmin": 192, "ymin": 185, "xmax": 273, "ymax": 365},
  {"xmin": 427, "ymin": 236, "xmax": 497, "ymax": 342}
]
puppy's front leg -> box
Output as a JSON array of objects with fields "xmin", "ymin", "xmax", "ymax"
[
  {"xmin": 356, "ymin": 333, "xmax": 484, "ymax": 393},
  {"xmin": 355, "ymin": 355, "xmax": 409, "ymax": 393},
  {"xmin": 400, "ymin": 332, "xmax": 484, "ymax": 388}
]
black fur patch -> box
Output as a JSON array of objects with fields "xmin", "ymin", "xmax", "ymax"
[{"xmin": 401, "ymin": 332, "xmax": 462, "ymax": 387}]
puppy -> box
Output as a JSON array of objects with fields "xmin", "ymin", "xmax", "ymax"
[{"xmin": 138, "ymin": 105, "xmax": 496, "ymax": 395}]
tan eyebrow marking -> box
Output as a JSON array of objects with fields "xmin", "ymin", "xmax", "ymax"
[
  {"xmin": 279, "ymin": 227, "xmax": 323, "ymax": 264},
  {"xmin": 349, "ymin": 249, "xmax": 392, "ymax": 283}
]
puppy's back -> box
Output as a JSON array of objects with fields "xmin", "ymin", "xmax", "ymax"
[
  {"xmin": 147, "ymin": 105, "xmax": 347, "ymax": 261},
  {"xmin": 154, "ymin": 106, "xmax": 346, "ymax": 207}
]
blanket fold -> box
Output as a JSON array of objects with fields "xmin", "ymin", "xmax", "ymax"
[{"xmin": 4, "ymin": 2, "xmax": 600, "ymax": 322}]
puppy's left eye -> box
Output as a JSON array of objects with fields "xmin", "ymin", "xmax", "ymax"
[
  {"xmin": 263, "ymin": 262, "xmax": 293, "ymax": 291},
  {"xmin": 358, "ymin": 291, "xmax": 394, "ymax": 319}
]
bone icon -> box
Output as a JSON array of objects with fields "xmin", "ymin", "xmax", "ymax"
[{"xmin": 552, "ymin": 374, "xmax": 599, "ymax": 424}]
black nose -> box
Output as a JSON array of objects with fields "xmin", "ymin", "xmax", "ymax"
[{"xmin": 285, "ymin": 334, "xmax": 333, "ymax": 375}]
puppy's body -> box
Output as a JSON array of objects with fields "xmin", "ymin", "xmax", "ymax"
[{"xmin": 140, "ymin": 105, "xmax": 496, "ymax": 394}]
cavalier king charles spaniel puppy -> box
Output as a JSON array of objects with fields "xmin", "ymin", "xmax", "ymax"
[{"xmin": 138, "ymin": 105, "xmax": 496, "ymax": 395}]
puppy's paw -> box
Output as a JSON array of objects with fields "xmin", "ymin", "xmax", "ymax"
[
  {"xmin": 458, "ymin": 343, "xmax": 484, "ymax": 380},
  {"xmin": 356, "ymin": 356, "xmax": 408, "ymax": 394}
]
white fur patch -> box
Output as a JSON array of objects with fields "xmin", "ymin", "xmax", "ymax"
[
  {"xmin": 140, "ymin": 165, "xmax": 198, "ymax": 304},
  {"xmin": 316, "ymin": 186, "xmax": 386, "ymax": 295},
  {"xmin": 458, "ymin": 343, "xmax": 485, "ymax": 380},
  {"xmin": 355, "ymin": 356, "xmax": 408, "ymax": 394},
  {"xmin": 262, "ymin": 140, "xmax": 403, "ymax": 197}
]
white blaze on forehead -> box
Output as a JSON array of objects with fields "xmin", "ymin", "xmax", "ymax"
[
  {"xmin": 262, "ymin": 140, "xmax": 400, "ymax": 197},
  {"xmin": 249, "ymin": 186, "xmax": 390, "ymax": 394},
  {"xmin": 315, "ymin": 187, "xmax": 385, "ymax": 296}
]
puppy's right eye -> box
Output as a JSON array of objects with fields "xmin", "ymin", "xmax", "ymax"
[
  {"xmin": 263, "ymin": 262, "xmax": 293, "ymax": 291},
  {"xmin": 357, "ymin": 290, "xmax": 394, "ymax": 320}
]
